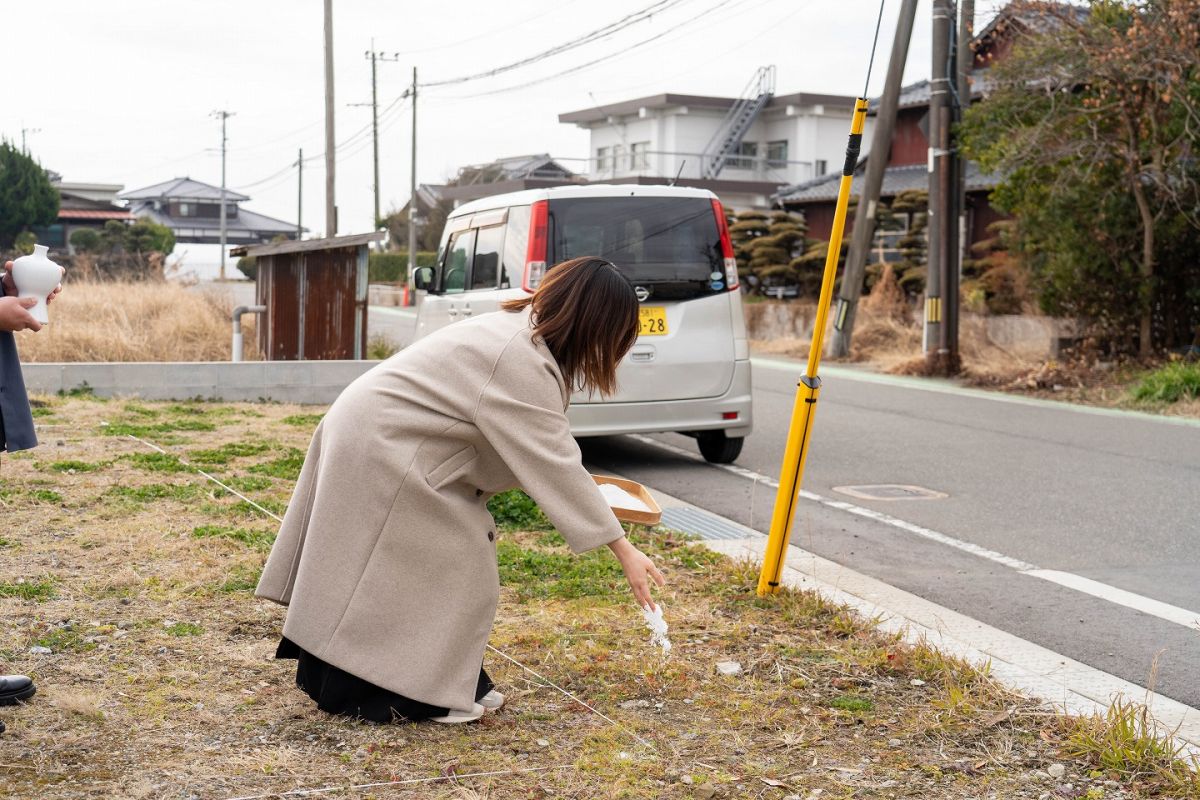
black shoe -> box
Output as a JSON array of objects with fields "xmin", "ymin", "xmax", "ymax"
[{"xmin": 0, "ymin": 675, "xmax": 36, "ymax": 706}]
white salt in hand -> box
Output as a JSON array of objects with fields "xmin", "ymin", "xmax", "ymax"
[
  {"xmin": 641, "ymin": 603, "xmax": 672, "ymax": 655},
  {"xmin": 598, "ymin": 483, "xmax": 651, "ymax": 513}
]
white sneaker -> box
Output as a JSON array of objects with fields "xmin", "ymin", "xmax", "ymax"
[
  {"xmin": 479, "ymin": 690, "xmax": 505, "ymax": 710},
  {"xmin": 429, "ymin": 703, "xmax": 486, "ymax": 724}
]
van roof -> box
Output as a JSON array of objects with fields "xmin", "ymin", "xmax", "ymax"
[{"xmin": 447, "ymin": 184, "xmax": 717, "ymax": 218}]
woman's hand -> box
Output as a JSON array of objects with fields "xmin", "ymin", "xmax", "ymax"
[
  {"xmin": 0, "ymin": 296, "xmax": 41, "ymax": 332},
  {"xmin": 608, "ymin": 537, "xmax": 665, "ymax": 610}
]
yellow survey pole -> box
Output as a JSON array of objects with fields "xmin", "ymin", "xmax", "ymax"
[{"xmin": 757, "ymin": 97, "xmax": 870, "ymax": 595}]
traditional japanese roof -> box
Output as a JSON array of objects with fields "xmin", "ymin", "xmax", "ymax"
[
  {"xmin": 119, "ymin": 177, "xmax": 251, "ymax": 203},
  {"xmin": 773, "ymin": 162, "xmax": 1002, "ymax": 206}
]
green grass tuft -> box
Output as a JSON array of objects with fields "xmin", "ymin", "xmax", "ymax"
[
  {"xmin": 164, "ymin": 622, "xmax": 204, "ymax": 637},
  {"xmin": 192, "ymin": 524, "xmax": 275, "ymax": 551},
  {"xmin": 0, "ymin": 579, "xmax": 56, "ymax": 601},
  {"xmin": 497, "ymin": 540, "xmax": 624, "ymax": 602},
  {"xmin": 829, "ymin": 695, "xmax": 874, "ymax": 713},
  {"xmin": 247, "ymin": 448, "xmax": 306, "ymax": 480},
  {"xmin": 125, "ymin": 452, "xmax": 189, "ymax": 473},
  {"xmin": 47, "ymin": 459, "xmax": 103, "ymax": 473},
  {"xmin": 35, "ymin": 627, "xmax": 96, "ymax": 653},
  {"xmin": 1132, "ymin": 361, "xmax": 1200, "ymax": 404},
  {"xmin": 27, "ymin": 489, "xmax": 64, "ymax": 504},
  {"xmin": 218, "ymin": 564, "xmax": 263, "ymax": 593},
  {"xmin": 107, "ymin": 483, "xmax": 206, "ymax": 503},
  {"xmin": 488, "ymin": 490, "xmax": 553, "ymax": 531},
  {"xmin": 281, "ymin": 414, "xmax": 324, "ymax": 427}
]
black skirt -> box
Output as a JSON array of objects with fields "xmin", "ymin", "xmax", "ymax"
[{"xmin": 276, "ymin": 637, "xmax": 494, "ymax": 723}]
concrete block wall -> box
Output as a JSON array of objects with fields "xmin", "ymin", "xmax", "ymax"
[{"xmin": 21, "ymin": 361, "xmax": 379, "ymax": 405}]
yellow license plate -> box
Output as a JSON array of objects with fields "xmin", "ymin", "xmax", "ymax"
[{"xmin": 639, "ymin": 307, "xmax": 668, "ymax": 336}]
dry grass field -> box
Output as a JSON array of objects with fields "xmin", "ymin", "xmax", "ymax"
[
  {"xmin": 14, "ymin": 281, "xmax": 255, "ymax": 363},
  {"xmin": 1, "ymin": 396, "xmax": 1196, "ymax": 799}
]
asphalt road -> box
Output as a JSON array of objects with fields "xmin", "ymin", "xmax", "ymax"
[{"xmin": 372, "ymin": 304, "xmax": 1200, "ymax": 707}]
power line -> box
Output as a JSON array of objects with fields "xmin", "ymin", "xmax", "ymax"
[
  {"xmin": 392, "ymin": 0, "xmax": 589, "ymax": 55},
  {"xmin": 429, "ymin": 0, "xmax": 736, "ymax": 100},
  {"xmin": 419, "ymin": 0, "xmax": 690, "ymax": 88}
]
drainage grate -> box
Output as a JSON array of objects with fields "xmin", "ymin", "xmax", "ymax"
[
  {"xmin": 832, "ymin": 484, "xmax": 947, "ymax": 501},
  {"xmin": 659, "ymin": 506, "xmax": 762, "ymax": 540}
]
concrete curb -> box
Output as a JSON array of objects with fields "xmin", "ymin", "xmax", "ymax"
[
  {"xmin": 21, "ymin": 361, "xmax": 377, "ymax": 404},
  {"xmin": 643, "ymin": 484, "xmax": 1200, "ymax": 757}
]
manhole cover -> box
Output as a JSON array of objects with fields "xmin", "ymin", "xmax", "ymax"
[{"xmin": 832, "ymin": 484, "xmax": 947, "ymax": 501}]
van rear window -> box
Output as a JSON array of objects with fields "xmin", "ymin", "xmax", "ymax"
[{"xmin": 547, "ymin": 197, "xmax": 724, "ymax": 299}]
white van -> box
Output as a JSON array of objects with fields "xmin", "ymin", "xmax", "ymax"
[{"xmin": 412, "ymin": 185, "xmax": 752, "ymax": 463}]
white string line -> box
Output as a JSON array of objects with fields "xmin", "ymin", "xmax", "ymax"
[
  {"xmin": 125, "ymin": 434, "xmax": 654, "ymax": 750},
  {"xmin": 222, "ymin": 765, "xmax": 574, "ymax": 800},
  {"xmin": 485, "ymin": 645, "xmax": 653, "ymax": 749},
  {"xmin": 126, "ymin": 434, "xmax": 285, "ymax": 523}
]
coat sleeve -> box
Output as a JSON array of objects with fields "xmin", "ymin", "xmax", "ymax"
[{"xmin": 472, "ymin": 341, "xmax": 626, "ymax": 555}]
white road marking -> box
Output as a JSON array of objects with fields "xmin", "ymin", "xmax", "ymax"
[
  {"xmin": 1026, "ymin": 570, "xmax": 1200, "ymax": 631},
  {"xmin": 628, "ymin": 433, "xmax": 1200, "ymax": 632},
  {"xmin": 751, "ymin": 356, "xmax": 1200, "ymax": 429}
]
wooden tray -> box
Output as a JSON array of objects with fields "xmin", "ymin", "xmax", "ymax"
[{"xmin": 591, "ymin": 474, "xmax": 662, "ymax": 526}]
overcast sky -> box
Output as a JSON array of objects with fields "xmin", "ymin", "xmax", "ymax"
[{"xmin": 3, "ymin": 0, "xmax": 1004, "ymax": 244}]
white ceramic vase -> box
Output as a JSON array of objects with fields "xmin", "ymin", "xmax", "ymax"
[{"xmin": 10, "ymin": 244, "xmax": 61, "ymax": 324}]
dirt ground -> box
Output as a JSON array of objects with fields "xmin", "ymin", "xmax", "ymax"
[{"xmin": 1, "ymin": 396, "xmax": 1195, "ymax": 799}]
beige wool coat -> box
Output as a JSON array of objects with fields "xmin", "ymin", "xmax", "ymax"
[{"xmin": 256, "ymin": 307, "xmax": 626, "ymax": 710}]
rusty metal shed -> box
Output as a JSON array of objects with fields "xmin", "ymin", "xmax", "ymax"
[{"xmin": 232, "ymin": 232, "xmax": 383, "ymax": 360}]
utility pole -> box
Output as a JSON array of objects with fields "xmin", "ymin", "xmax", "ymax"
[
  {"xmin": 211, "ymin": 109, "xmax": 235, "ymax": 281},
  {"xmin": 947, "ymin": 0, "xmax": 975, "ymax": 371},
  {"xmin": 925, "ymin": 0, "xmax": 954, "ymax": 371},
  {"xmin": 297, "ymin": 147, "xmax": 304, "ymax": 240},
  {"xmin": 20, "ymin": 126, "xmax": 40, "ymax": 154},
  {"xmin": 830, "ymin": 0, "xmax": 919, "ymax": 358},
  {"xmin": 408, "ymin": 66, "xmax": 418, "ymax": 276},
  {"xmin": 359, "ymin": 42, "xmax": 401, "ymax": 235},
  {"xmin": 323, "ymin": 0, "xmax": 336, "ymax": 237}
]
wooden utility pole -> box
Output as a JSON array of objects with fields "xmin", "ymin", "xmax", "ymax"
[
  {"xmin": 830, "ymin": 0, "xmax": 919, "ymax": 358},
  {"xmin": 323, "ymin": 0, "xmax": 336, "ymax": 237},
  {"xmin": 408, "ymin": 66, "xmax": 418, "ymax": 276},
  {"xmin": 212, "ymin": 109, "xmax": 235, "ymax": 281},
  {"xmin": 925, "ymin": 0, "xmax": 954, "ymax": 370}
]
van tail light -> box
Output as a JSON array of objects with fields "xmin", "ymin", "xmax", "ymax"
[
  {"xmin": 712, "ymin": 199, "xmax": 739, "ymax": 290},
  {"xmin": 523, "ymin": 199, "xmax": 549, "ymax": 293}
]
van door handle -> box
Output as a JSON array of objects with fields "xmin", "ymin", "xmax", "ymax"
[
  {"xmin": 448, "ymin": 306, "xmax": 459, "ymax": 317},
  {"xmin": 630, "ymin": 346, "xmax": 656, "ymax": 363},
  {"xmin": 462, "ymin": 304, "xmax": 473, "ymax": 317}
]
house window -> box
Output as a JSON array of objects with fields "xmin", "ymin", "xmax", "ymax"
[
  {"xmin": 630, "ymin": 141, "xmax": 650, "ymax": 170},
  {"xmin": 728, "ymin": 141, "xmax": 758, "ymax": 170},
  {"xmin": 596, "ymin": 146, "xmax": 612, "ymax": 173},
  {"xmin": 815, "ymin": 159, "xmax": 828, "ymax": 176},
  {"xmin": 179, "ymin": 202, "xmax": 191, "ymax": 216},
  {"xmin": 766, "ymin": 140, "xmax": 788, "ymax": 167},
  {"xmin": 612, "ymin": 144, "xmax": 625, "ymax": 171}
]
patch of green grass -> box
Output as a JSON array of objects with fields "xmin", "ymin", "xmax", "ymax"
[
  {"xmin": 59, "ymin": 384, "xmax": 96, "ymax": 398},
  {"xmin": 829, "ymin": 695, "xmax": 874, "ymax": 713},
  {"xmin": 488, "ymin": 490, "xmax": 553, "ymax": 531},
  {"xmin": 26, "ymin": 489, "xmax": 64, "ymax": 504},
  {"xmin": 164, "ymin": 622, "xmax": 204, "ymax": 637},
  {"xmin": 122, "ymin": 403, "xmax": 159, "ymax": 418},
  {"xmin": 187, "ymin": 441, "xmax": 273, "ymax": 465},
  {"xmin": 0, "ymin": 536, "xmax": 13, "ymax": 548},
  {"xmin": 1131, "ymin": 361, "xmax": 1200, "ymax": 404},
  {"xmin": 102, "ymin": 419, "xmax": 216, "ymax": 439},
  {"xmin": 124, "ymin": 452, "xmax": 189, "ymax": 473},
  {"xmin": 218, "ymin": 564, "xmax": 263, "ymax": 593},
  {"xmin": 0, "ymin": 579, "xmax": 56, "ymax": 601},
  {"xmin": 1064, "ymin": 697, "xmax": 1200, "ymax": 793},
  {"xmin": 192, "ymin": 524, "xmax": 275, "ymax": 551},
  {"xmin": 30, "ymin": 406, "xmax": 57, "ymax": 418},
  {"xmin": 497, "ymin": 540, "xmax": 624, "ymax": 602},
  {"xmin": 367, "ymin": 334, "xmax": 399, "ymax": 360},
  {"xmin": 35, "ymin": 627, "xmax": 96, "ymax": 653},
  {"xmin": 225, "ymin": 475, "xmax": 274, "ymax": 492},
  {"xmin": 46, "ymin": 459, "xmax": 103, "ymax": 473},
  {"xmin": 247, "ymin": 448, "xmax": 306, "ymax": 480},
  {"xmin": 107, "ymin": 483, "xmax": 206, "ymax": 504},
  {"xmin": 281, "ymin": 413, "xmax": 324, "ymax": 427}
]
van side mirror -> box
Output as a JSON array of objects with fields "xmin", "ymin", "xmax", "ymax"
[{"xmin": 413, "ymin": 266, "xmax": 434, "ymax": 291}]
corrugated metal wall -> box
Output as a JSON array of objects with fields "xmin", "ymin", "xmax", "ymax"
[{"xmin": 256, "ymin": 245, "xmax": 367, "ymax": 360}]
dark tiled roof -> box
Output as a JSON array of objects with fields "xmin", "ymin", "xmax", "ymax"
[
  {"xmin": 131, "ymin": 204, "xmax": 298, "ymax": 234},
  {"xmin": 120, "ymin": 177, "xmax": 251, "ymax": 202},
  {"xmin": 773, "ymin": 162, "xmax": 1001, "ymax": 205}
]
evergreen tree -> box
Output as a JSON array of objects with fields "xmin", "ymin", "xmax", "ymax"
[{"xmin": 0, "ymin": 141, "xmax": 58, "ymax": 250}]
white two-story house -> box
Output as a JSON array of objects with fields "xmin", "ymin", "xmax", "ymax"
[{"xmin": 559, "ymin": 68, "xmax": 871, "ymax": 209}]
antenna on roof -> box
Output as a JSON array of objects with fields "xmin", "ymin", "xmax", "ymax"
[{"xmin": 668, "ymin": 160, "xmax": 686, "ymax": 186}]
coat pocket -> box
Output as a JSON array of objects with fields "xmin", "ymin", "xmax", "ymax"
[{"xmin": 425, "ymin": 445, "xmax": 478, "ymax": 491}]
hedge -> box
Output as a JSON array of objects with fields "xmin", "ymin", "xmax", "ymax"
[{"xmin": 368, "ymin": 251, "xmax": 438, "ymax": 284}]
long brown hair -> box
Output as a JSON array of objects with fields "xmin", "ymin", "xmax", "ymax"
[{"xmin": 501, "ymin": 257, "xmax": 639, "ymax": 397}]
